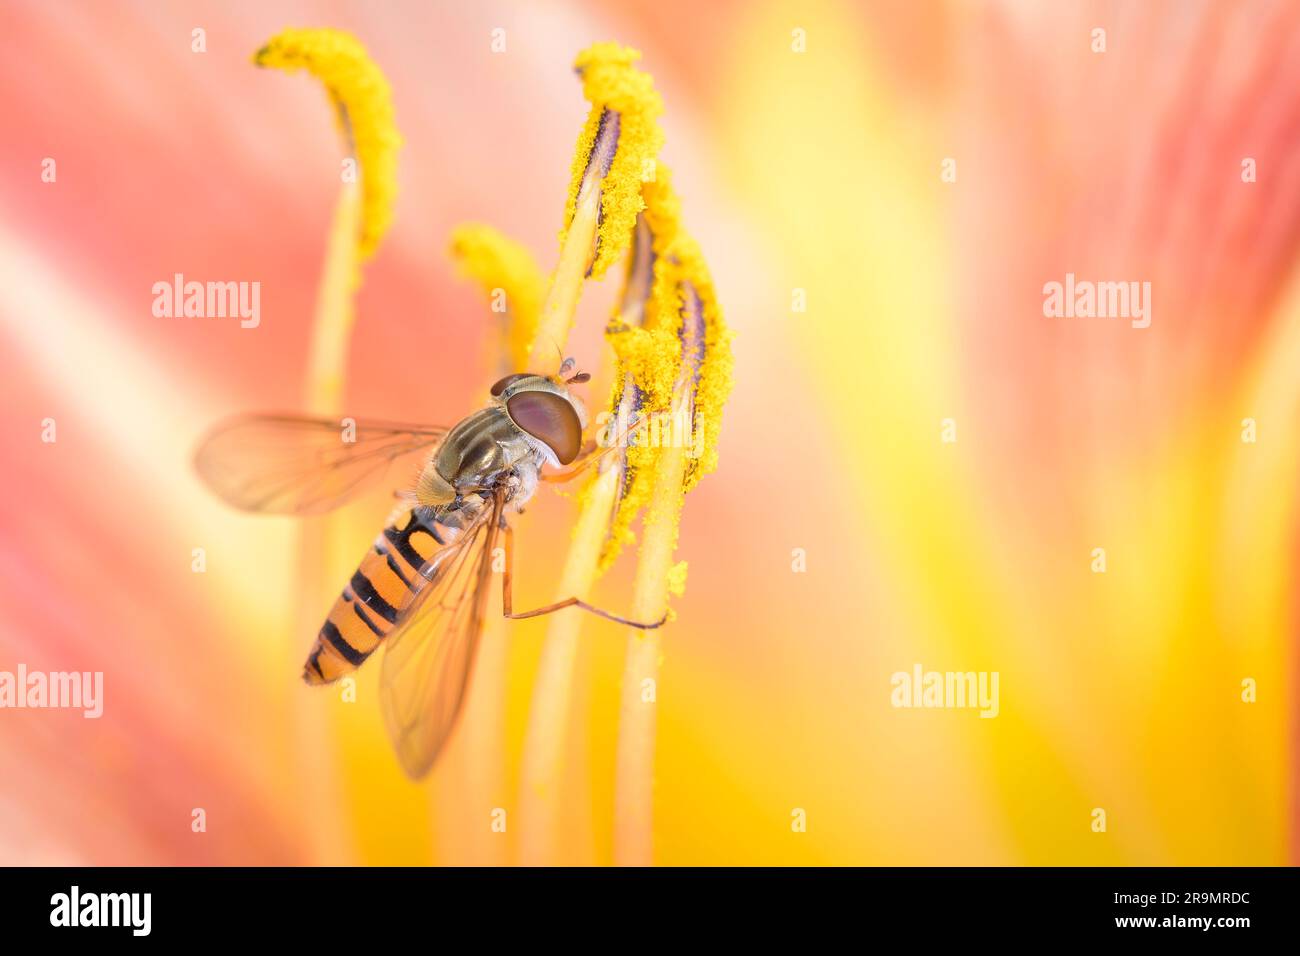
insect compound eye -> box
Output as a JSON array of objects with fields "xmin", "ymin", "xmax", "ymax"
[
  {"xmin": 490, "ymin": 373, "xmax": 531, "ymax": 397},
  {"xmin": 506, "ymin": 390, "xmax": 582, "ymax": 464}
]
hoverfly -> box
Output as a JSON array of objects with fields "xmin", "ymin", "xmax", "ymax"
[{"xmin": 194, "ymin": 359, "xmax": 663, "ymax": 778}]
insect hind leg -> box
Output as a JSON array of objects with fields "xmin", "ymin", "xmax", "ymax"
[{"xmin": 499, "ymin": 524, "xmax": 667, "ymax": 629}]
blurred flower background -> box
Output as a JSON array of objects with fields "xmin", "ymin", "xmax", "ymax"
[{"xmin": 0, "ymin": 0, "xmax": 1295, "ymax": 865}]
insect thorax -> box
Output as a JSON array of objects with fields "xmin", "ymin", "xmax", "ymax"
[{"xmin": 415, "ymin": 406, "xmax": 545, "ymax": 510}]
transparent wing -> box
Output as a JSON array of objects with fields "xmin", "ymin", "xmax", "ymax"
[
  {"xmin": 378, "ymin": 489, "xmax": 505, "ymax": 779},
  {"xmin": 194, "ymin": 414, "xmax": 449, "ymax": 515}
]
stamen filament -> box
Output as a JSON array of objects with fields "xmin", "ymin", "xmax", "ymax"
[
  {"xmin": 614, "ymin": 438, "xmax": 687, "ymax": 865},
  {"xmin": 518, "ymin": 464, "xmax": 622, "ymax": 863},
  {"xmin": 305, "ymin": 182, "xmax": 363, "ymax": 412},
  {"xmin": 612, "ymin": 280, "xmax": 704, "ymax": 866},
  {"xmin": 254, "ymin": 27, "xmax": 402, "ymax": 863},
  {"xmin": 295, "ymin": 110, "xmax": 362, "ymax": 870},
  {"xmin": 528, "ymin": 178, "xmax": 602, "ymax": 365}
]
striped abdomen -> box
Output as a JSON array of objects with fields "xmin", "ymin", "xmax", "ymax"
[{"xmin": 303, "ymin": 507, "xmax": 450, "ymax": 684}]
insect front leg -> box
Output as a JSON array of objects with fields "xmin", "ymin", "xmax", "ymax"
[{"xmin": 541, "ymin": 411, "xmax": 652, "ymax": 484}]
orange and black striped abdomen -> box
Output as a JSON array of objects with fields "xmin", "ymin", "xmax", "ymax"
[{"xmin": 303, "ymin": 508, "xmax": 448, "ymax": 684}]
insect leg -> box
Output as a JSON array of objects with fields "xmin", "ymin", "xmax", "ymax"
[
  {"xmin": 499, "ymin": 524, "xmax": 667, "ymax": 629},
  {"xmin": 541, "ymin": 411, "xmax": 652, "ymax": 484}
]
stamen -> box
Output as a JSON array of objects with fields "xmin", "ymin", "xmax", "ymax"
[
  {"xmin": 254, "ymin": 28, "xmax": 402, "ymax": 276},
  {"xmin": 607, "ymin": 219, "xmax": 731, "ymax": 864},
  {"xmin": 613, "ymin": 215, "xmax": 656, "ymax": 332},
  {"xmin": 581, "ymin": 109, "xmax": 622, "ymax": 195},
  {"xmin": 518, "ymin": 43, "xmax": 667, "ymax": 864},
  {"xmin": 449, "ymin": 224, "xmax": 545, "ymax": 373},
  {"xmin": 251, "ymin": 29, "xmax": 404, "ymax": 857},
  {"xmin": 563, "ymin": 44, "xmax": 663, "ymax": 281},
  {"xmin": 251, "ymin": 28, "xmax": 403, "ymax": 413},
  {"xmin": 528, "ymin": 43, "xmax": 665, "ymax": 365},
  {"xmin": 593, "ymin": 165, "xmax": 732, "ymax": 569}
]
